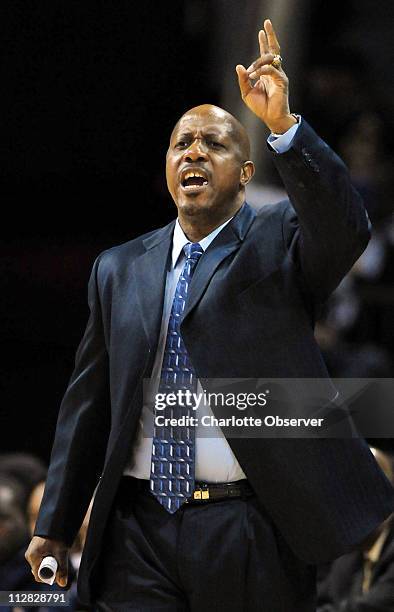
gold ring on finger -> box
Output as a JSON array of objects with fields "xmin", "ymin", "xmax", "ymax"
[{"xmin": 271, "ymin": 54, "xmax": 282, "ymax": 69}]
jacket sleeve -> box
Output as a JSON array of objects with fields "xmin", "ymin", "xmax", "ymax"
[
  {"xmin": 34, "ymin": 254, "xmax": 111, "ymax": 547},
  {"xmin": 272, "ymin": 119, "xmax": 371, "ymax": 303}
]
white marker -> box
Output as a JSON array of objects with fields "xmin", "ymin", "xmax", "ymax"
[{"xmin": 38, "ymin": 556, "xmax": 58, "ymax": 585}]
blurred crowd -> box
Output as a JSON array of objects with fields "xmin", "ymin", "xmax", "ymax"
[
  {"xmin": 0, "ymin": 453, "xmax": 91, "ymax": 611},
  {"xmin": 304, "ymin": 54, "xmax": 394, "ymax": 383}
]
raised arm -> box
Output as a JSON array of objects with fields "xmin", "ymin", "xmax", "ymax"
[{"xmin": 236, "ymin": 20, "xmax": 370, "ymax": 302}]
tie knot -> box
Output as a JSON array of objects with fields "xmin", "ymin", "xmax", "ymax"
[{"xmin": 183, "ymin": 242, "xmax": 203, "ymax": 261}]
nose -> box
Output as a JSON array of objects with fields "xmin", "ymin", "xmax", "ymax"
[{"xmin": 184, "ymin": 139, "xmax": 208, "ymax": 163}]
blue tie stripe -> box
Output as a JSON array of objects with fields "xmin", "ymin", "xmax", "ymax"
[{"xmin": 150, "ymin": 242, "xmax": 203, "ymax": 512}]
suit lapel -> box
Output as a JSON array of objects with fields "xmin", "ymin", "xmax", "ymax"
[
  {"xmin": 183, "ymin": 203, "xmax": 256, "ymax": 321},
  {"xmin": 132, "ymin": 203, "xmax": 256, "ymax": 343},
  {"xmin": 132, "ymin": 221, "xmax": 175, "ymax": 349}
]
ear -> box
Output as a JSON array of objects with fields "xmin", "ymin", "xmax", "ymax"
[{"xmin": 240, "ymin": 161, "xmax": 255, "ymax": 186}]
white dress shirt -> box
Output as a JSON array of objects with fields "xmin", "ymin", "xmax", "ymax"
[{"xmin": 124, "ymin": 122, "xmax": 300, "ymax": 482}]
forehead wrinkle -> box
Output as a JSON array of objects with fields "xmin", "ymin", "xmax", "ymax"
[{"xmin": 175, "ymin": 126, "xmax": 230, "ymax": 140}]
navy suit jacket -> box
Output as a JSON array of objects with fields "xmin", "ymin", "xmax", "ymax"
[{"xmin": 34, "ymin": 120, "xmax": 394, "ymax": 604}]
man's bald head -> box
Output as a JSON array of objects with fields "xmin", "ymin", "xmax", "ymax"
[{"xmin": 172, "ymin": 104, "xmax": 251, "ymax": 160}]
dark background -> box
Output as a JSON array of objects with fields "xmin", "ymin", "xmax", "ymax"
[{"xmin": 2, "ymin": 0, "xmax": 393, "ymax": 462}]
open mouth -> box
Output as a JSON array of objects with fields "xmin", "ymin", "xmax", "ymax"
[{"xmin": 180, "ymin": 170, "xmax": 209, "ymax": 192}]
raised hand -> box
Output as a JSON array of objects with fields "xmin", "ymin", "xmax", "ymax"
[{"xmin": 236, "ymin": 19, "xmax": 296, "ymax": 134}]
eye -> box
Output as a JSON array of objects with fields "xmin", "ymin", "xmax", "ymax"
[
  {"xmin": 208, "ymin": 140, "xmax": 224, "ymax": 149},
  {"xmin": 175, "ymin": 140, "xmax": 189, "ymax": 149}
]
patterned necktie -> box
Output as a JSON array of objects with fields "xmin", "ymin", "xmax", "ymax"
[{"xmin": 150, "ymin": 242, "xmax": 204, "ymax": 513}]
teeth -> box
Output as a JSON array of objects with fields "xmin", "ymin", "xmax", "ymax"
[{"xmin": 183, "ymin": 171, "xmax": 207, "ymax": 181}]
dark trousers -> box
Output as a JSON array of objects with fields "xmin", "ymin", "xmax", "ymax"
[{"xmin": 93, "ymin": 477, "xmax": 316, "ymax": 611}]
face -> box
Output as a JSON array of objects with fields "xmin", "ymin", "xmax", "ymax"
[{"xmin": 166, "ymin": 108, "xmax": 253, "ymax": 220}]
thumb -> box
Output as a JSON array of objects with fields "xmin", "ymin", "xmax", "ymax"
[{"xmin": 236, "ymin": 64, "xmax": 252, "ymax": 99}]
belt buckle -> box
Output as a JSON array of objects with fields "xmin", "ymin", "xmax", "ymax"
[{"xmin": 190, "ymin": 484, "xmax": 210, "ymax": 502}]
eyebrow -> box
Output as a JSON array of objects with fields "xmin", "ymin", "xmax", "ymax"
[{"xmin": 174, "ymin": 130, "xmax": 228, "ymax": 141}]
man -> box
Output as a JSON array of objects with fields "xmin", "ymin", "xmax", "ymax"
[{"xmin": 26, "ymin": 20, "xmax": 394, "ymax": 611}]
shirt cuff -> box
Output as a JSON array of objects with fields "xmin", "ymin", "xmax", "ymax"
[{"xmin": 267, "ymin": 116, "xmax": 301, "ymax": 153}]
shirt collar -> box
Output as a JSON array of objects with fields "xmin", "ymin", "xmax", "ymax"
[{"xmin": 171, "ymin": 216, "xmax": 234, "ymax": 268}]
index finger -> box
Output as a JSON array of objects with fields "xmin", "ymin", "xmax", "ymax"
[
  {"xmin": 258, "ymin": 29, "xmax": 268, "ymax": 56},
  {"xmin": 264, "ymin": 19, "xmax": 280, "ymax": 54}
]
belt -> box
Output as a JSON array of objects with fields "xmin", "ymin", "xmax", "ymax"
[
  {"xmin": 184, "ymin": 480, "xmax": 254, "ymax": 504},
  {"xmin": 120, "ymin": 477, "xmax": 254, "ymax": 505}
]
